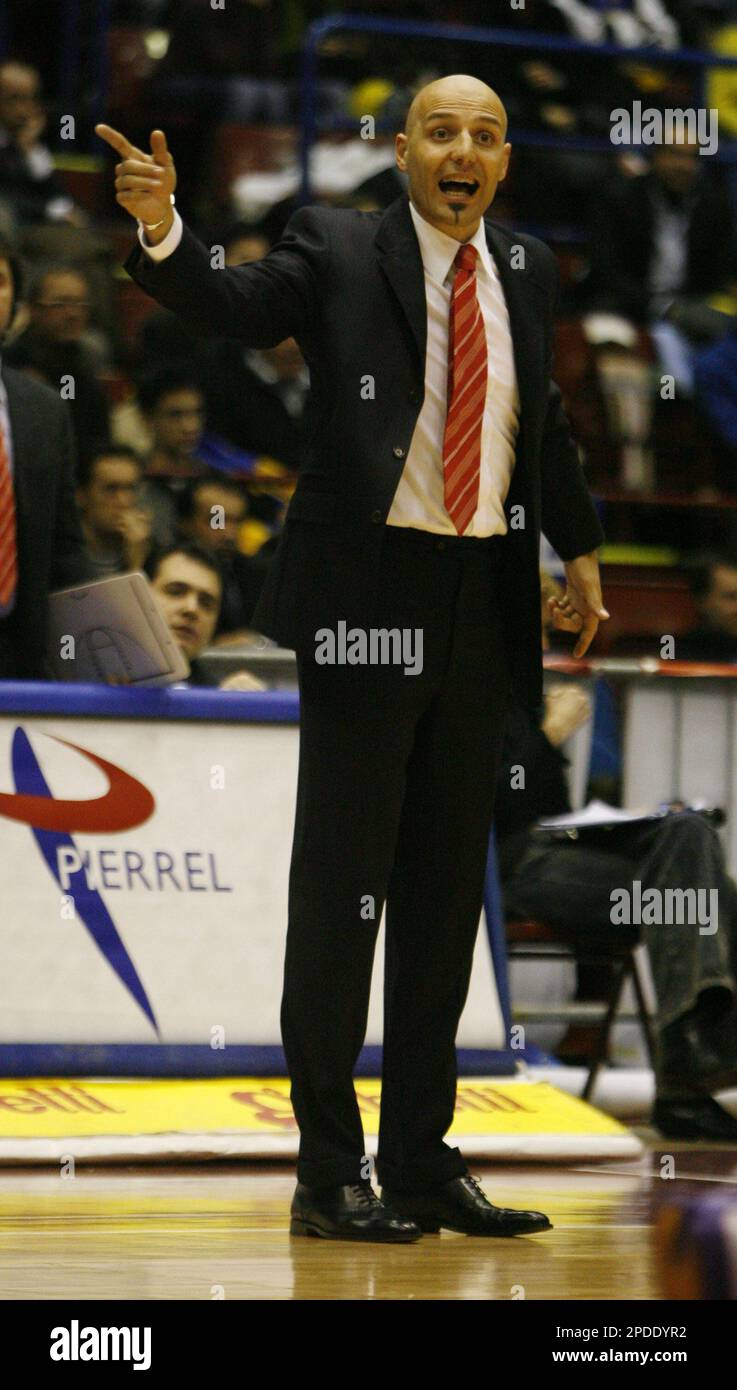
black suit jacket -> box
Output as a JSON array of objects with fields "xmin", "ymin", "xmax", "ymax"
[
  {"xmin": 125, "ymin": 196, "xmax": 604, "ymax": 710},
  {"xmin": 2, "ymin": 364, "xmax": 90, "ymax": 677}
]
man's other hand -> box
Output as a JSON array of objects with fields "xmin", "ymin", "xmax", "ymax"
[
  {"xmin": 542, "ymin": 682, "xmax": 592, "ymax": 747},
  {"xmin": 94, "ymin": 124, "xmax": 176, "ymax": 240},
  {"xmin": 219, "ymin": 671, "xmax": 268, "ymax": 692},
  {"xmin": 548, "ymin": 550, "xmax": 609, "ymax": 658}
]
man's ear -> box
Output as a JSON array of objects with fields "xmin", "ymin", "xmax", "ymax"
[
  {"xmin": 395, "ymin": 131, "xmax": 408, "ymax": 173},
  {"xmin": 498, "ymin": 142, "xmax": 512, "ymax": 183}
]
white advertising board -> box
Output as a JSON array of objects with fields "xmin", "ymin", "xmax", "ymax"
[{"xmin": 0, "ymin": 711, "xmax": 504, "ymax": 1050}]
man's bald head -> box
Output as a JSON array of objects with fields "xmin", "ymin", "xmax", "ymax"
[
  {"xmin": 395, "ymin": 74, "xmax": 511, "ymax": 242},
  {"xmin": 404, "ymin": 75, "xmax": 508, "ymax": 142}
]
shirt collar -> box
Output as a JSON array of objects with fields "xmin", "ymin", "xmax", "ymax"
[{"xmin": 408, "ymin": 199, "xmax": 496, "ymax": 287}]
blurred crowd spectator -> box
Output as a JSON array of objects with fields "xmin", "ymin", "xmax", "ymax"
[
  {"xmin": 0, "ymin": 58, "xmax": 85, "ymax": 233},
  {"xmin": 177, "ymin": 474, "xmax": 272, "ymax": 639},
  {"xmin": 134, "ymin": 368, "xmax": 209, "ymax": 547},
  {"xmin": 678, "ymin": 549, "xmax": 737, "ymax": 660},
  {"xmin": 143, "ymin": 541, "xmax": 267, "ymax": 690},
  {"xmin": 76, "ymin": 445, "xmax": 149, "ymax": 578},
  {"xmin": 5, "ymin": 260, "xmax": 112, "ymax": 465}
]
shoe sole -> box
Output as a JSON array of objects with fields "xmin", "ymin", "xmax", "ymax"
[
  {"xmin": 390, "ymin": 1215, "xmax": 553, "ymax": 1236},
  {"xmin": 289, "ymin": 1216, "xmax": 421, "ymax": 1242}
]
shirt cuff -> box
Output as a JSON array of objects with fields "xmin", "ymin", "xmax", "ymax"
[{"xmin": 137, "ymin": 207, "xmax": 183, "ymax": 261}]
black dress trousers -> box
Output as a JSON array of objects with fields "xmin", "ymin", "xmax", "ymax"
[{"xmin": 282, "ymin": 523, "xmax": 512, "ymax": 1190}]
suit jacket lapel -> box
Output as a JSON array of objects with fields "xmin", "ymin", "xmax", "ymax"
[{"xmin": 374, "ymin": 197, "xmax": 427, "ymax": 372}]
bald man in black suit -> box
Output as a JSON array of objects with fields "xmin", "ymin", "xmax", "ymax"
[{"xmin": 98, "ymin": 72, "xmax": 607, "ymax": 1242}]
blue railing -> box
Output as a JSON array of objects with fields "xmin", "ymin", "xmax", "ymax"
[
  {"xmin": 298, "ymin": 13, "xmax": 737, "ymax": 202},
  {"xmin": 4, "ymin": 7, "xmax": 737, "ymax": 174},
  {"xmin": 0, "ymin": 681, "xmax": 299, "ymax": 724}
]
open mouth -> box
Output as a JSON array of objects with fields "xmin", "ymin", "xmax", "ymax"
[{"xmin": 438, "ymin": 178, "xmax": 480, "ymax": 199}]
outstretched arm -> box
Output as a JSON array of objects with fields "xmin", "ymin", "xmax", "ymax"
[{"xmin": 96, "ymin": 123, "xmax": 325, "ymax": 346}]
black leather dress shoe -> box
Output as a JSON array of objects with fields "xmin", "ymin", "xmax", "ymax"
[
  {"xmin": 659, "ymin": 1016, "xmax": 737, "ymax": 1095},
  {"xmin": 652, "ymin": 1096, "xmax": 737, "ymax": 1141},
  {"xmin": 289, "ymin": 1182, "xmax": 421, "ymax": 1241},
  {"xmin": 380, "ymin": 1174, "xmax": 552, "ymax": 1236}
]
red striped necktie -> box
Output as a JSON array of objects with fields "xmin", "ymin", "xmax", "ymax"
[
  {"xmin": 442, "ymin": 243, "xmax": 488, "ymax": 535},
  {"xmin": 0, "ymin": 415, "xmax": 17, "ymax": 615}
]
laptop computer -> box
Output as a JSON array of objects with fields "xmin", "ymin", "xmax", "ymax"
[{"xmin": 47, "ymin": 571, "xmax": 190, "ymax": 686}]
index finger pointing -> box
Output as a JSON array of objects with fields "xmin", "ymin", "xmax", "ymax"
[{"xmin": 95, "ymin": 123, "xmax": 142, "ymax": 160}]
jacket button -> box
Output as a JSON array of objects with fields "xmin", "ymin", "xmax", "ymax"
[
  {"xmin": 393, "ymin": 446, "xmax": 405, "ymax": 458},
  {"xmin": 371, "ymin": 509, "xmax": 383, "ymax": 523}
]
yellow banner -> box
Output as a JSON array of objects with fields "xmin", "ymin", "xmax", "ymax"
[{"xmin": 0, "ymin": 1078, "xmax": 629, "ymax": 1138}]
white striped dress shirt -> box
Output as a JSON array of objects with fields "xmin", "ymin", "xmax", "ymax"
[{"xmin": 386, "ymin": 201, "xmax": 520, "ymax": 537}]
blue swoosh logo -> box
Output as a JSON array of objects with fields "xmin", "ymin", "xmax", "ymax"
[{"xmin": 12, "ymin": 728, "xmax": 159, "ymax": 1035}]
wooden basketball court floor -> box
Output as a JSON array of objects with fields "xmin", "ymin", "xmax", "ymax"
[{"xmin": 0, "ymin": 1131, "xmax": 735, "ymax": 1300}]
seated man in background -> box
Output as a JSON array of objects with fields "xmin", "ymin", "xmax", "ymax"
[
  {"xmin": 145, "ymin": 542, "xmax": 265, "ymax": 692},
  {"xmin": 583, "ymin": 140, "xmax": 737, "ymax": 398},
  {"xmin": 5, "ymin": 261, "xmax": 111, "ymax": 466},
  {"xmin": 496, "ymin": 664, "xmax": 737, "ymax": 1143},
  {"xmin": 0, "ymin": 58, "xmax": 87, "ymax": 229},
  {"xmin": 177, "ymin": 472, "xmax": 271, "ymax": 639},
  {"xmin": 580, "ymin": 139, "xmax": 737, "ymax": 488},
  {"xmin": 76, "ymin": 446, "xmax": 153, "ymax": 579},
  {"xmin": 136, "ymin": 368, "xmax": 209, "ymax": 547},
  {"xmin": 677, "ymin": 550, "xmax": 737, "ymax": 662}
]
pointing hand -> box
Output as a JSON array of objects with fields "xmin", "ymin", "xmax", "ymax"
[
  {"xmin": 548, "ymin": 550, "xmax": 609, "ymax": 659},
  {"xmin": 95, "ymin": 124, "xmax": 176, "ymax": 233}
]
